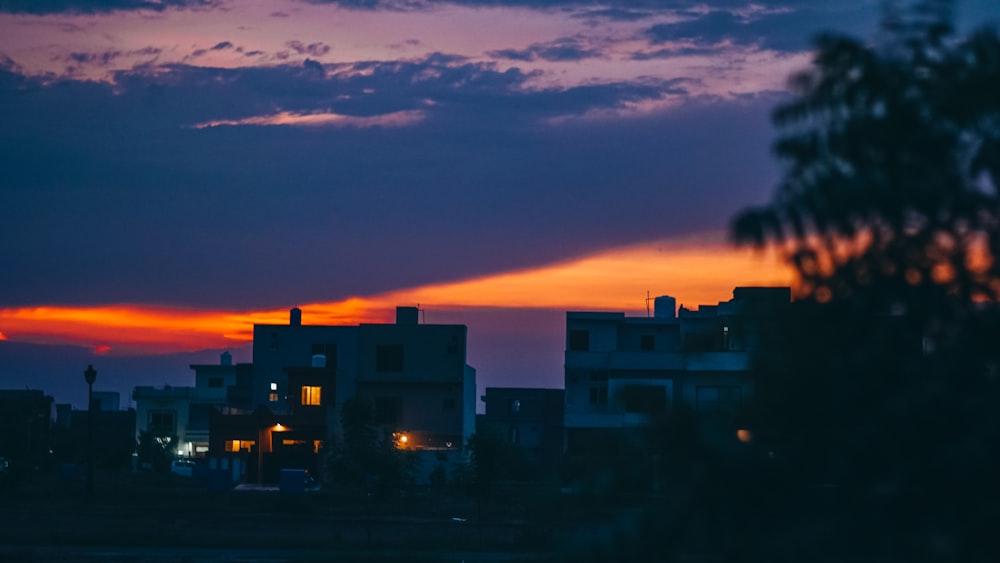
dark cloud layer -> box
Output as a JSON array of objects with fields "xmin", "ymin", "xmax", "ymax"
[
  {"xmin": 644, "ymin": 7, "xmax": 878, "ymax": 53},
  {"xmin": 488, "ymin": 36, "xmax": 603, "ymax": 62},
  {"xmin": 0, "ymin": 0, "xmax": 215, "ymax": 14},
  {"xmin": 0, "ymin": 53, "xmax": 779, "ymax": 310}
]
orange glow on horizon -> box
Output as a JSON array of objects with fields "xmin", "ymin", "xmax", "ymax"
[{"xmin": 0, "ymin": 235, "xmax": 793, "ymax": 355}]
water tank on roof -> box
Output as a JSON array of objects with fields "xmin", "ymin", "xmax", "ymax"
[
  {"xmin": 654, "ymin": 296, "xmax": 676, "ymax": 319},
  {"xmin": 290, "ymin": 307, "xmax": 302, "ymax": 326},
  {"xmin": 220, "ymin": 351, "xmax": 232, "ymax": 366},
  {"xmin": 312, "ymin": 354, "xmax": 326, "ymax": 368}
]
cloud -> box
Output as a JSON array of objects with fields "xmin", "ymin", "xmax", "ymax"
[
  {"xmin": 192, "ymin": 109, "xmax": 426, "ymax": 129},
  {"xmin": 0, "ymin": 0, "xmax": 217, "ymax": 15},
  {"xmin": 488, "ymin": 36, "xmax": 604, "ymax": 62},
  {"xmin": 0, "ymin": 51, "xmax": 780, "ymax": 311},
  {"xmin": 643, "ymin": 5, "xmax": 879, "ymax": 53},
  {"xmin": 285, "ymin": 40, "xmax": 331, "ymax": 57}
]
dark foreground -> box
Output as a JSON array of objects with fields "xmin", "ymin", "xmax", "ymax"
[{"xmin": 0, "ymin": 472, "xmax": 619, "ymax": 562}]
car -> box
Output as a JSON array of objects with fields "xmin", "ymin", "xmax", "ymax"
[{"xmin": 170, "ymin": 458, "xmax": 196, "ymax": 477}]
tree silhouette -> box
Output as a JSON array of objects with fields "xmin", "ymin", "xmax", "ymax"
[{"xmin": 726, "ymin": 2, "xmax": 1000, "ymax": 561}]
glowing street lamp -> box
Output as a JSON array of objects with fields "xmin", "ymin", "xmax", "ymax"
[{"xmin": 83, "ymin": 364, "xmax": 96, "ymax": 497}]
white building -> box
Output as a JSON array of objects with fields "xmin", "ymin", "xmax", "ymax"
[
  {"xmin": 133, "ymin": 351, "xmax": 248, "ymax": 457},
  {"xmin": 564, "ymin": 287, "xmax": 789, "ymax": 452}
]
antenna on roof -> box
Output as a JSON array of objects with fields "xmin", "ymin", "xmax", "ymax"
[{"xmin": 645, "ymin": 291, "xmax": 652, "ymax": 317}]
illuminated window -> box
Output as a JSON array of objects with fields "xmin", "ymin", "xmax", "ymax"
[
  {"xmin": 225, "ymin": 439, "xmax": 255, "ymax": 452},
  {"xmin": 301, "ymin": 386, "xmax": 321, "ymax": 406},
  {"xmin": 269, "ymin": 392, "xmax": 278, "ymax": 402},
  {"xmin": 270, "ymin": 382, "xmax": 278, "ymax": 391},
  {"xmin": 282, "ymin": 439, "xmax": 307, "ymax": 446}
]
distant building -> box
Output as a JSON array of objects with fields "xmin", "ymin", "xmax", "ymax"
[
  {"xmin": 480, "ymin": 387, "xmax": 564, "ymax": 478},
  {"xmin": 0, "ymin": 390, "xmax": 54, "ymax": 472},
  {"xmin": 563, "ymin": 287, "xmax": 790, "ymax": 454},
  {"xmin": 133, "ymin": 352, "xmax": 251, "ymax": 457},
  {"xmin": 209, "ymin": 306, "xmax": 477, "ymax": 483}
]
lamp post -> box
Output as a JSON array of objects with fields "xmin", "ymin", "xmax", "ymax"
[{"xmin": 84, "ymin": 364, "xmax": 96, "ymax": 498}]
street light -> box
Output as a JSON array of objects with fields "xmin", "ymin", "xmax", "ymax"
[{"xmin": 84, "ymin": 364, "xmax": 96, "ymax": 498}]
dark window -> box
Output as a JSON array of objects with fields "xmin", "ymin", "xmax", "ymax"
[
  {"xmin": 443, "ymin": 398, "xmax": 456, "ymax": 410},
  {"xmin": 696, "ymin": 386, "xmax": 743, "ymax": 413},
  {"xmin": 149, "ymin": 411, "xmax": 175, "ymax": 435},
  {"xmin": 640, "ymin": 334, "xmax": 655, "ymax": 351},
  {"xmin": 208, "ymin": 377, "xmax": 224, "ymax": 388},
  {"xmin": 588, "ymin": 372, "xmax": 608, "ymax": 406},
  {"xmin": 311, "ymin": 343, "xmax": 338, "ymax": 367},
  {"xmin": 447, "ymin": 343, "xmax": 458, "ymax": 354},
  {"xmin": 374, "ymin": 396, "xmax": 403, "ymax": 425},
  {"xmin": 569, "ymin": 329, "xmax": 590, "ymax": 351},
  {"xmin": 509, "ymin": 399, "xmax": 521, "ymax": 414},
  {"xmin": 376, "ymin": 345, "xmax": 404, "ymax": 372},
  {"xmin": 623, "ymin": 385, "xmax": 667, "ymax": 413},
  {"xmin": 509, "ymin": 426, "xmax": 520, "ymax": 445}
]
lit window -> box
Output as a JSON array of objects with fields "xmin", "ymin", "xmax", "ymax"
[
  {"xmin": 301, "ymin": 386, "xmax": 321, "ymax": 406},
  {"xmin": 225, "ymin": 439, "xmax": 255, "ymax": 452},
  {"xmin": 269, "ymin": 392, "xmax": 278, "ymax": 402},
  {"xmin": 270, "ymin": 382, "xmax": 278, "ymax": 391}
]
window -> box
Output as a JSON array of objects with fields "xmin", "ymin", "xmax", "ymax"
[
  {"xmin": 269, "ymin": 392, "xmax": 279, "ymax": 402},
  {"xmin": 374, "ymin": 396, "xmax": 403, "ymax": 425},
  {"xmin": 225, "ymin": 439, "xmax": 255, "ymax": 452},
  {"xmin": 301, "ymin": 386, "xmax": 321, "ymax": 406},
  {"xmin": 509, "ymin": 426, "xmax": 520, "ymax": 445},
  {"xmin": 588, "ymin": 372, "xmax": 608, "ymax": 406},
  {"xmin": 149, "ymin": 411, "xmax": 175, "ymax": 434},
  {"xmin": 640, "ymin": 334, "xmax": 655, "ymax": 352},
  {"xmin": 696, "ymin": 386, "xmax": 743, "ymax": 413},
  {"xmin": 723, "ymin": 325, "xmax": 730, "ymax": 350},
  {"xmin": 443, "ymin": 398, "xmax": 456, "ymax": 410},
  {"xmin": 270, "ymin": 382, "xmax": 278, "ymax": 391},
  {"xmin": 623, "ymin": 385, "xmax": 667, "ymax": 413},
  {"xmin": 375, "ymin": 344, "xmax": 404, "ymax": 372},
  {"xmin": 568, "ymin": 329, "xmax": 590, "ymax": 351},
  {"xmin": 208, "ymin": 377, "xmax": 224, "ymax": 388},
  {"xmin": 509, "ymin": 399, "xmax": 521, "ymax": 414},
  {"xmin": 311, "ymin": 343, "xmax": 338, "ymax": 367}
]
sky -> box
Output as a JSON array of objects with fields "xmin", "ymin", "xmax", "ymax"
[{"xmin": 1, "ymin": 0, "xmax": 996, "ymax": 408}]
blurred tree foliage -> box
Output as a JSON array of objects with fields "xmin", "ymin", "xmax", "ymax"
[
  {"xmin": 324, "ymin": 396, "xmax": 414, "ymax": 495},
  {"xmin": 725, "ymin": 1, "xmax": 1000, "ymax": 561}
]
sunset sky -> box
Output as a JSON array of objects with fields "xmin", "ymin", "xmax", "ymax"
[{"xmin": 1, "ymin": 0, "xmax": 995, "ymax": 407}]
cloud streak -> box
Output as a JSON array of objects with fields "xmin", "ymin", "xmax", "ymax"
[{"xmin": 0, "ymin": 237, "xmax": 791, "ymax": 354}]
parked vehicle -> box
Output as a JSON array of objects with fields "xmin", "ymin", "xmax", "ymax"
[{"xmin": 170, "ymin": 458, "xmax": 196, "ymax": 477}]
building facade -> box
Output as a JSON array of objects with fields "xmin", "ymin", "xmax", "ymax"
[{"xmin": 564, "ymin": 287, "xmax": 790, "ymax": 453}]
